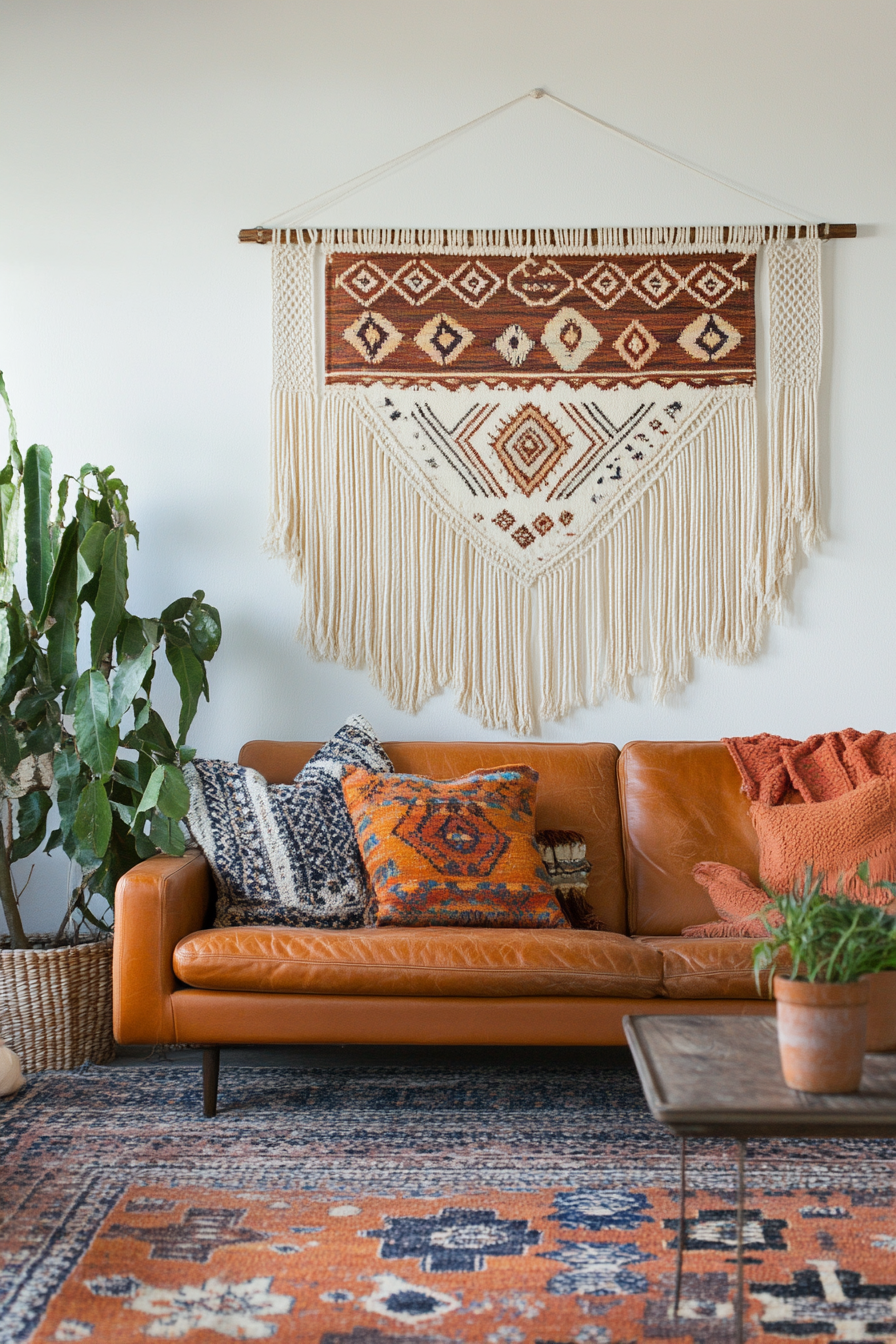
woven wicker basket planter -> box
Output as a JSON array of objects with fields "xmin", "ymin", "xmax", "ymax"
[{"xmin": 0, "ymin": 935, "xmax": 114, "ymax": 1073}]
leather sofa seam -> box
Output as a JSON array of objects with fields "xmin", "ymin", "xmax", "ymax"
[
  {"xmin": 663, "ymin": 973, "xmax": 763, "ymax": 983},
  {"xmin": 174, "ymin": 961, "xmax": 659, "ymax": 984},
  {"xmin": 175, "ymin": 955, "xmax": 659, "ymax": 983}
]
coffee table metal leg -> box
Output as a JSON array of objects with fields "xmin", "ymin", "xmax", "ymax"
[
  {"xmin": 673, "ymin": 1136, "xmax": 686, "ymax": 1317},
  {"xmin": 735, "ymin": 1139, "xmax": 746, "ymax": 1343}
]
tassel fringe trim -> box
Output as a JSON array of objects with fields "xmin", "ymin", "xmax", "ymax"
[
  {"xmin": 273, "ymin": 224, "xmax": 819, "ymax": 257},
  {"xmin": 268, "ymin": 382, "xmax": 819, "ymax": 734}
]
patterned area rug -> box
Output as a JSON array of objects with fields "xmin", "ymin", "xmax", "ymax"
[{"xmin": 2, "ymin": 1060, "xmax": 896, "ymax": 1343}]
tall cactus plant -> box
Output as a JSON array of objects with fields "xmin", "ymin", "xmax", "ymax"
[{"xmin": 0, "ymin": 373, "xmax": 220, "ymax": 948}]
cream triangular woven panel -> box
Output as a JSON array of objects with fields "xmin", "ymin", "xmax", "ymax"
[{"xmin": 268, "ymin": 227, "xmax": 822, "ymax": 733}]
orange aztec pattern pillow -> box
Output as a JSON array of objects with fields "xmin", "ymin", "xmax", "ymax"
[{"xmin": 341, "ymin": 765, "xmax": 568, "ymax": 928}]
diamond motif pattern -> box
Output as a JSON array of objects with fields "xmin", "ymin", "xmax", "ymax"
[
  {"xmin": 342, "ymin": 311, "xmax": 403, "ymax": 365},
  {"xmin": 684, "ymin": 262, "xmax": 742, "ymax": 308},
  {"xmin": 335, "ymin": 260, "xmax": 392, "ymax": 306},
  {"xmin": 578, "ymin": 262, "xmax": 630, "ymax": 309},
  {"xmin": 393, "ymin": 799, "xmax": 510, "ymax": 877},
  {"xmin": 447, "ymin": 261, "xmax": 502, "ymax": 309},
  {"xmin": 678, "ymin": 312, "xmax": 743, "ymax": 363},
  {"xmin": 628, "ymin": 260, "xmax": 683, "ymax": 309},
  {"xmin": 613, "ymin": 320, "xmax": 660, "ymax": 371},
  {"xmin": 493, "ymin": 324, "xmax": 534, "ymax": 368},
  {"xmin": 325, "ymin": 247, "xmax": 756, "ymax": 392},
  {"xmin": 414, "ymin": 313, "xmax": 475, "ymax": 366},
  {"xmin": 490, "ymin": 404, "xmax": 571, "ymax": 496},
  {"xmin": 391, "ymin": 259, "xmax": 446, "ymax": 306},
  {"xmin": 541, "ymin": 307, "xmax": 602, "ymax": 373}
]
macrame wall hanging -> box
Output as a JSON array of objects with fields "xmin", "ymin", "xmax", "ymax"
[{"xmin": 244, "ymin": 91, "xmax": 854, "ymax": 735}]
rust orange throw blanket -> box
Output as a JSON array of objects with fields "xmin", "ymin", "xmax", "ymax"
[
  {"xmin": 723, "ymin": 729, "xmax": 896, "ymax": 805},
  {"xmin": 682, "ymin": 731, "xmax": 896, "ymax": 934}
]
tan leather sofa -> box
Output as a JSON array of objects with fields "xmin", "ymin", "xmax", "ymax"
[{"xmin": 114, "ymin": 739, "xmax": 774, "ymax": 1114}]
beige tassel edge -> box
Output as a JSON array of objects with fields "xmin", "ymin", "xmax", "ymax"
[{"xmin": 271, "ymin": 388, "xmax": 774, "ymax": 734}]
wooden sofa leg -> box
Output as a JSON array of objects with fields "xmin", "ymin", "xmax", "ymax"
[{"xmin": 203, "ymin": 1047, "xmax": 220, "ymax": 1118}]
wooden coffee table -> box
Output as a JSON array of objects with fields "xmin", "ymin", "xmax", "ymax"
[{"xmin": 623, "ymin": 1014, "xmax": 896, "ymax": 1343}]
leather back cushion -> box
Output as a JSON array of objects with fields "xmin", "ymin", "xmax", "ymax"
[
  {"xmin": 239, "ymin": 741, "xmax": 627, "ymax": 932},
  {"xmin": 619, "ymin": 741, "xmax": 759, "ymax": 935}
]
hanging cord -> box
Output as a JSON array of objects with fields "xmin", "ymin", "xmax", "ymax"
[
  {"xmin": 537, "ymin": 90, "xmax": 814, "ymax": 224},
  {"xmin": 259, "ymin": 87, "xmax": 817, "ymax": 230},
  {"xmin": 261, "ymin": 91, "xmax": 534, "ymax": 228}
]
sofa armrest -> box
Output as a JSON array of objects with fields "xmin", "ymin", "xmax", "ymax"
[{"xmin": 113, "ymin": 851, "xmax": 212, "ymax": 1044}]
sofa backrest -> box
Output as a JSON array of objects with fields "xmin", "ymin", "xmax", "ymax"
[
  {"xmin": 618, "ymin": 740, "xmax": 759, "ymax": 935},
  {"xmin": 238, "ymin": 740, "xmax": 628, "ymax": 933}
]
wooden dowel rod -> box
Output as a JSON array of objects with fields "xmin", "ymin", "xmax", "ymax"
[{"xmin": 239, "ymin": 223, "xmax": 857, "ymax": 245}]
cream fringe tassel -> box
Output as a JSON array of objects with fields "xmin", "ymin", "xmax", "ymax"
[
  {"xmin": 272, "ymin": 390, "xmax": 533, "ymax": 732},
  {"xmin": 271, "ymin": 389, "xmax": 767, "ymax": 734},
  {"xmin": 539, "ymin": 393, "xmax": 759, "ymax": 721},
  {"xmin": 757, "ymin": 237, "xmax": 824, "ymax": 618}
]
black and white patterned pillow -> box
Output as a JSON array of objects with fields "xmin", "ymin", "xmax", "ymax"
[{"xmin": 184, "ymin": 715, "xmax": 393, "ymax": 928}]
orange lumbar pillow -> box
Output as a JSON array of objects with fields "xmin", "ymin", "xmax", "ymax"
[
  {"xmin": 683, "ymin": 862, "xmax": 778, "ymax": 938},
  {"xmin": 692, "ymin": 861, "xmax": 769, "ymax": 921},
  {"xmin": 341, "ymin": 765, "xmax": 569, "ymax": 928}
]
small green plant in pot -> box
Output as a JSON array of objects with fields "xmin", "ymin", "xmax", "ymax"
[
  {"xmin": 0, "ymin": 372, "xmax": 221, "ymax": 1070},
  {"xmin": 754, "ymin": 867, "xmax": 896, "ymax": 1093}
]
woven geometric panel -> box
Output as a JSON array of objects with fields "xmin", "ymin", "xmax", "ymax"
[
  {"xmin": 325, "ymin": 250, "xmax": 756, "ymax": 386},
  {"xmin": 324, "ymin": 249, "xmax": 756, "ymax": 582}
]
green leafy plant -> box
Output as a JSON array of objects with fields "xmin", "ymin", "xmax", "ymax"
[
  {"xmin": 0, "ymin": 371, "xmax": 221, "ymax": 949},
  {"xmin": 753, "ymin": 865, "xmax": 896, "ymax": 992}
]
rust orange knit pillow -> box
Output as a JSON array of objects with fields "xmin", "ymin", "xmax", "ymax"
[
  {"xmin": 341, "ymin": 765, "xmax": 569, "ymax": 928},
  {"xmin": 752, "ymin": 775, "xmax": 896, "ymax": 904}
]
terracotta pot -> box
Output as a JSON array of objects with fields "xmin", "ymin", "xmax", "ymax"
[
  {"xmin": 774, "ymin": 976, "xmax": 869, "ymax": 1093},
  {"xmin": 866, "ymin": 970, "xmax": 896, "ymax": 1052}
]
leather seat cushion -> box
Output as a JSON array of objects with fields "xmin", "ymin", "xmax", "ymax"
[
  {"xmin": 173, "ymin": 927, "xmax": 664, "ymax": 998},
  {"xmin": 636, "ymin": 935, "xmax": 768, "ymax": 1000}
]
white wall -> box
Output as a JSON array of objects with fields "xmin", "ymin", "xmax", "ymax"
[{"xmin": 1, "ymin": 0, "xmax": 894, "ymax": 931}]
